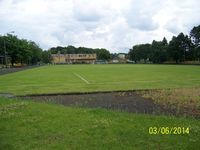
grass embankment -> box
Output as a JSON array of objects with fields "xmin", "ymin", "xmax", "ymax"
[
  {"xmin": 0, "ymin": 97, "xmax": 200, "ymax": 150},
  {"xmin": 0, "ymin": 64, "xmax": 200, "ymax": 95}
]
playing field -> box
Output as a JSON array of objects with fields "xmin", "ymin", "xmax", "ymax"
[
  {"xmin": 0, "ymin": 64, "xmax": 200, "ymax": 95},
  {"xmin": 1, "ymin": 64, "xmax": 200, "ymax": 149}
]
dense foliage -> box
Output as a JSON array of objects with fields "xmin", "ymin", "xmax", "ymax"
[
  {"xmin": 0, "ymin": 34, "xmax": 42, "ymax": 66},
  {"xmin": 129, "ymin": 25, "xmax": 200, "ymax": 63},
  {"xmin": 0, "ymin": 34, "xmax": 110, "ymax": 66}
]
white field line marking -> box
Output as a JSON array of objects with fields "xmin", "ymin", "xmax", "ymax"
[{"xmin": 73, "ymin": 73, "xmax": 90, "ymax": 84}]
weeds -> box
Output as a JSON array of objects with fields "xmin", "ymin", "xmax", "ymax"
[{"xmin": 137, "ymin": 88, "xmax": 200, "ymax": 118}]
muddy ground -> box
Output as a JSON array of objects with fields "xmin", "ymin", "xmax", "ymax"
[{"xmin": 22, "ymin": 91, "xmax": 183, "ymax": 117}]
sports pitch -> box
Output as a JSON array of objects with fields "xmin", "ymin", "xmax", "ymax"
[
  {"xmin": 0, "ymin": 64, "xmax": 200, "ymax": 95},
  {"xmin": 1, "ymin": 64, "xmax": 200, "ymax": 149}
]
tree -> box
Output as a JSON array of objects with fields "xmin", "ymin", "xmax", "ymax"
[
  {"xmin": 190, "ymin": 25, "xmax": 200, "ymax": 61},
  {"xmin": 4, "ymin": 34, "xmax": 21, "ymax": 66},
  {"xmin": 95, "ymin": 48, "xmax": 110, "ymax": 60},
  {"xmin": 128, "ymin": 45, "xmax": 140, "ymax": 63},
  {"xmin": 0, "ymin": 34, "xmax": 43, "ymax": 66},
  {"xmin": 128, "ymin": 44, "xmax": 151, "ymax": 63},
  {"xmin": 66, "ymin": 45, "xmax": 77, "ymax": 54},
  {"xmin": 42, "ymin": 51, "xmax": 52, "ymax": 63},
  {"xmin": 28, "ymin": 41, "xmax": 42, "ymax": 64},
  {"xmin": 162, "ymin": 37, "xmax": 168, "ymax": 46},
  {"xmin": 167, "ymin": 33, "xmax": 193, "ymax": 63},
  {"xmin": 150, "ymin": 39, "xmax": 167, "ymax": 63}
]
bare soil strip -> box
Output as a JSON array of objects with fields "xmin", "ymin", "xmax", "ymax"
[{"xmin": 21, "ymin": 91, "xmax": 196, "ymax": 118}]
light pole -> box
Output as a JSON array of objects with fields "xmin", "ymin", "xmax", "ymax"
[{"xmin": 3, "ymin": 31, "xmax": 14, "ymax": 68}]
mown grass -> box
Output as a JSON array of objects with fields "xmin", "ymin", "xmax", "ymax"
[
  {"xmin": 0, "ymin": 64, "xmax": 200, "ymax": 149},
  {"xmin": 0, "ymin": 64, "xmax": 200, "ymax": 95},
  {"xmin": 0, "ymin": 97, "xmax": 200, "ymax": 150}
]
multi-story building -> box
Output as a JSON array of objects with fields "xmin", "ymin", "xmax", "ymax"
[{"xmin": 51, "ymin": 53, "xmax": 96, "ymax": 64}]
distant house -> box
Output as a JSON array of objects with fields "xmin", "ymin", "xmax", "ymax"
[
  {"xmin": 51, "ymin": 53, "xmax": 96, "ymax": 64},
  {"xmin": 118, "ymin": 53, "xmax": 126, "ymax": 60},
  {"xmin": 111, "ymin": 53, "xmax": 127, "ymax": 63}
]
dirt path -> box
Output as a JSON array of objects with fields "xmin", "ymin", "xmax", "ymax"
[{"xmin": 22, "ymin": 91, "xmax": 177, "ymax": 116}]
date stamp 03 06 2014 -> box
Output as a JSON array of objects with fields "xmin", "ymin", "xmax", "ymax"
[{"xmin": 149, "ymin": 127, "xmax": 190, "ymax": 135}]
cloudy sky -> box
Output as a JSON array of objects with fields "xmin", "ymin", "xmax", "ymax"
[{"xmin": 0, "ymin": 0, "xmax": 199, "ymax": 52}]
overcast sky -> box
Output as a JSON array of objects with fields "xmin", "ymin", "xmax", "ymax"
[{"xmin": 0, "ymin": 0, "xmax": 199, "ymax": 52}]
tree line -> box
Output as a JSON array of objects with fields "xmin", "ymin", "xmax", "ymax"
[
  {"xmin": 128, "ymin": 25, "xmax": 200, "ymax": 63},
  {"xmin": 0, "ymin": 34, "xmax": 111, "ymax": 66},
  {"xmin": 0, "ymin": 34, "xmax": 42, "ymax": 66},
  {"xmin": 1, "ymin": 24, "xmax": 199, "ymax": 66}
]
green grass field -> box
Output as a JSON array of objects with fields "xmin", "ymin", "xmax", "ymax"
[
  {"xmin": 0, "ymin": 64, "xmax": 200, "ymax": 149},
  {"xmin": 0, "ymin": 64, "xmax": 200, "ymax": 95},
  {"xmin": 1, "ymin": 97, "xmax": 200, "ymax": 150}
]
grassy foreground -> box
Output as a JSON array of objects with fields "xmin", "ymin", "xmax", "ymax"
[
  {"xmin": 0, "ymin": 97, "xmax": 200, "ymax": 150},
  {"xmin": 0, "ymin": 64, "xmax": 200, "ymax": 95}
]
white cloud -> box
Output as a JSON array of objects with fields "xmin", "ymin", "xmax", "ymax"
[
  {"xmin": 123, "ymin": 0, "xmax": 161, "ymax": 31},
  {"xmin": 0, "ymin": 0, "xmax": 200, "ymax": 52}
]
